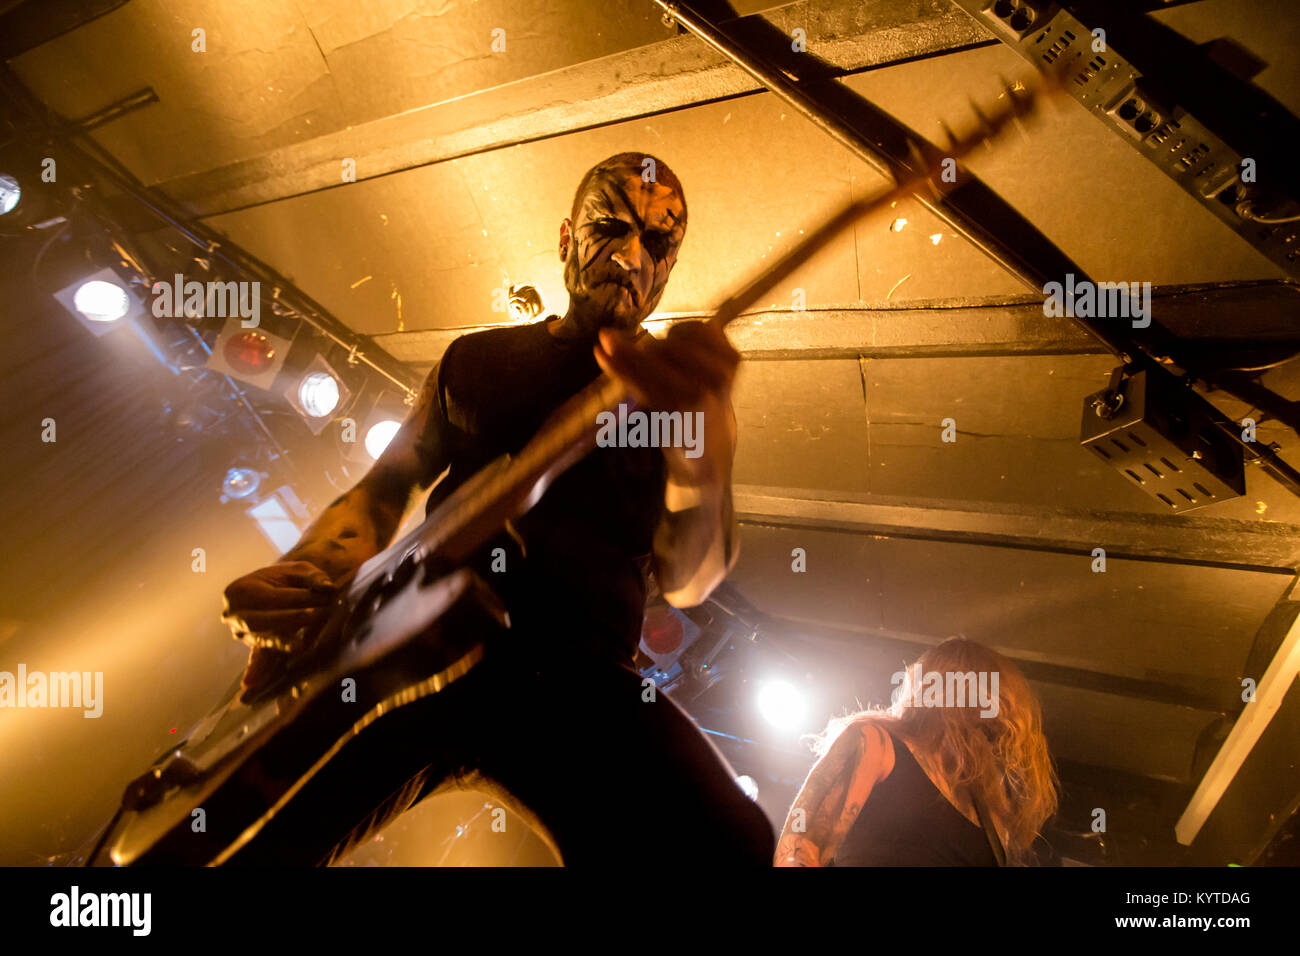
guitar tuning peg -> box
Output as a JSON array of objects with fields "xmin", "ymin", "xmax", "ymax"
[
  {"xmin": 904, "ymin": 138, "xmax": 929, "ymax": 177},
  {"xmin": 997, "ymin": 75, "xmax": 1020, "ymax": 107},
  {"xmin": 938, "ymin": 120, "xmax": 957, "ymax": 150}
]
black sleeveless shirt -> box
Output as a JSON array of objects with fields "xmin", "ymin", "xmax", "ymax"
[
  {"xmin": 425, "ymin": 317, "xmax": 666, "ymax": 665},
  {"xmin": 829, "ymin": 730, "xmax": 997, "ymax": 866}
]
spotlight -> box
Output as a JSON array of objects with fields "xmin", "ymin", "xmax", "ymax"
[
  {"xmin": 0, "ymin": 174, "xmax": 20, "ymax": 216},
  {"xmin": 223, "ymin": 331, "xmax": 278, "ymax": 375},
  {"xmin": 508, "ymin": 284, "xmax": 544, "ymax": 323},
  {"xmin": 73, "ymin": 279, "xmax": 131, "ymax": 323},
  {"xmin": 204, "ymin": 316, "xmax": 292, "ymax": 390},
  {"xmin": 365, "ymin": 419, "xmax": 402, "ymax": 460},
  {"xmin": 284, "ymin": 355, "xmax": 351, "ymax": 435},
  {"xmin": 756, "ymin": 679, "xmax": 809, "ymax": 731},
  {"xmin": 0, "ymin": 147, "xmax": 68, "ymax": 232},
  {"xmin": 641, "ymin": 603, "xmax": 685, "ymax": 655},
  {"xmin": 299, "ymin": 372, "xmax": 339, "ymax": 417},
  {"xmin": 52, "ymin": 267, "xmax": 144, "ymax": 337},
  {"xmin": 735, "ymin": 775, "xmax": 760, "ymax": 801},
  {"xmin": 221, "ymin": 466, "xmax": 262, "ymax": 501}
]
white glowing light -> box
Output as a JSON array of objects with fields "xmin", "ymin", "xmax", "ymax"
[
  {"xmin": 0, "ymin": 174, "xmax": 19, "ymax": 215},
  {"xmin": 736, "ymin": 775, "xmax": 760, "ymax": 801},
  {"xmin": 297, "ymin": 371, "xmax": 341, "ymax": 418},
  {"xmin": 890, "ymin": 217, "xmax": 908, "ymax": 233},
  {"xmin": 756, "ymin": 679, "xmax": 808, "ymax": 730},
  {"xmin": 365, "ymin": 419, "xmax": 402, "ymax": 460},
  {"xmin": 73, "ymin": 280, "xmax": 130, "ymax": 322}
]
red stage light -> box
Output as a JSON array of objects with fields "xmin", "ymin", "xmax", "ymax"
[
  {"xmin": 223, "ymin": 331, "xmax": 277, "ymax": 375},
  {"xmin": 642, "ymin": 604, "xmax": 684, "ymax": 655}
]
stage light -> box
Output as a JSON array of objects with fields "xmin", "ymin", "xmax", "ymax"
[
  {"xmin": 222, "ymin": 467, "xmax": 262, "ymax": 500},
  {"xmin": 756, "ymin": 679, "xmax": 808, "ymax": 730},
  {"xmin": 0, "ymin": 174, "xmax": 19, "ymax": 215},
  {"xmin": 205, "ymin": 317, "xmax": 291, "ymax": 390},
  {"xmin": 72, "ymin": 279, "xmax": 131, "ymax": 323},
  {"xmin": 641, "ymin": 603, "xmax": 684, "ymax": 655},
  {"xmin": 508, "ymin": 284, "xmax": 544, "ymax": 323},
  {"xmin": 298, "ymin": 371, "xmax": 340, "ymax": 418},
  {"xmin": 0, "ymin": 146, "xmax": 69, "ymax": 232},
  {"xmin": 53, "ymin": 267, "xmax": 145, "ymax": 337},
  {"xmin": 735, "ymin": 775, "xmax": 760, "ymax": 801},
  {"xmin": 285, "ymin": 355, "xmax": 351, "ymax": 435},
  {"xmin": 223, "ymin": 330, "xmax": 278, "ymax": 375},
  {"xmin": 365, "ymin": 419, "xmax": 402, "ymax": 460}
]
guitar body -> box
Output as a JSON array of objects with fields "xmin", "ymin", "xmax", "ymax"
[{"xmin": 89, "ymin": 566, "xmax": 509, "ymax": 866}]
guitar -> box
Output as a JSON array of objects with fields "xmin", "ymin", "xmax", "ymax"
[{"xmin": 85, "ymin": 80, "xmax": 1050, "ymax": 866}]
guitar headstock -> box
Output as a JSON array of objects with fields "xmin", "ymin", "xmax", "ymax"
[{"xmin": 902, "ymin": 73, "xmax": 1064, "ymax": 191}]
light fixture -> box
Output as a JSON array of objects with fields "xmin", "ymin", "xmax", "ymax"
[
  {"xmin": 284, "ymin": 355, "xmax": 351, "ymax": 435},
  {"xmin": 72, "ymin": 279, "xmax": 131, "ymax": 323},
  {"xmin": 0, "ymin": 144, "xmax": 71, "ymax": 233},
  {"xmin": 204, "ymin": 316, "xmax": 292, "ymax": 390},
  {"xmin": 223, "ymin": 330, "xmax": 278, "ymax": 375},
  {"xmin": 52, "ymin": 267, "xmax": 145, "ymax": 337},
  {"xmin": 221, "ymin": 466, "xmax": 262, "ymax": 501},
  {"xmin": 298, "ymin": 372, "xmax": 340, "ymax": 418},
  {"xmin": 508, "ymin": 284, "xmax": 544, "ymax": 323},
  {"xmin": 365, "ymin": 419, "xmax": 402, "ymax": 460},
  {"xmin": 0, "ymin": 174, "xmax": 20, "ymax": 216},
  {"xmin": 735, "ymin": 775, "xmax": 760, "ymax": 801},
  {"xmin": 756, "ymin": 678, "xmax": 809, "ymax": 731}
]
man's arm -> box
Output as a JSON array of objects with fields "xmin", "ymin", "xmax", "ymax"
[
  {"xmin": 593, "ymin": 321, "xmax": 741, "ymax": 608},
  {"xmin": 221, "ymin": 364, "xmax": 452, "ymax": 652},
  {"xmin": 774, "ymin": 724, "xmax": 886, "ymax": 866},
  {"xmin": 279, "ymin": 370, "xmax": 448, "ymax": 583},
  {"xmin": 651, "ymin": 400, "xmax": 738, "ymax": 607}
]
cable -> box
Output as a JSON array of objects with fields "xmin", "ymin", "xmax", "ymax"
[
  {"xmin": 1238, "ymin": 203, "xmax": 1300, "ymax": 224},
  {"xmin": 27, "ymin": 217, "xmax": 70, "ymax": 280},
  {"xmin": 1219, "ymin": 350, "xmax": 1300, "ymax": 373}
]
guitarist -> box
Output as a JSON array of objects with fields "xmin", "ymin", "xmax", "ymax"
[{"xmin": 219, "ymin": 152, "xmax": 775, "ymax": 865}]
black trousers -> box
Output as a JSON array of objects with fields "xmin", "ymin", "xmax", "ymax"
[{"xmin": 227, "ymin": 639, "xmax": 776, "ymax": 866}]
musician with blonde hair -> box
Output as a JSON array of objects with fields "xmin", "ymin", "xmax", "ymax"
[{"xmin": 775, "ymin": 636, "xmax": 1058, "ymax": 866}]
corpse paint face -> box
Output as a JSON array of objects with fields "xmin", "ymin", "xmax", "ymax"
[{"xmin": 560, "ymin": 167, "xmax": 686, "ymax": 334}]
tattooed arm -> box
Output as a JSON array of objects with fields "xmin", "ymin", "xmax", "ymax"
[
  {"xmin": 278, "ymin": 368, "xmax": 450, "ymax": 583},
  {"xmin": 774, "ymin": 723, "xmax": 889, "ymax": 867},
  {"xmin": 221, "ymin": 365, "xmax": 452, "ymax": 653}
]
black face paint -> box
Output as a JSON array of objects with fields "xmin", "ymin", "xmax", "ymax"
[{"xmin": 565, "ymin": 168, "xmax": 685, "ymax": 333}]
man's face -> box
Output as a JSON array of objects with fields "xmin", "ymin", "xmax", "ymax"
[{"xmin": 560, "ymin": 166, "xmax": 686, "ymax": 334}]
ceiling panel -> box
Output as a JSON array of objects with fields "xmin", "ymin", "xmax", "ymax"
[
  {"xmin": 730, "ymin": 524, "xmax": 1291, "ymax": 680},
  {"xmin": 732, "ymin": 354, "xmax": 1300, "ymax": 522},
  {"xmin": 195, "ymin": 41, "xmax": 1284, "ymax": 349}
]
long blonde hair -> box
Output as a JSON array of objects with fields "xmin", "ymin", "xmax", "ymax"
[{"xmin": 811, "ymin": 637, "xmax": 1058, "ymax": 865}]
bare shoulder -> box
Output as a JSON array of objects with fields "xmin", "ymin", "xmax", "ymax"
[{"xmin": 857, "ymin": 722, "xmax": 895, "ymax": 784}]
